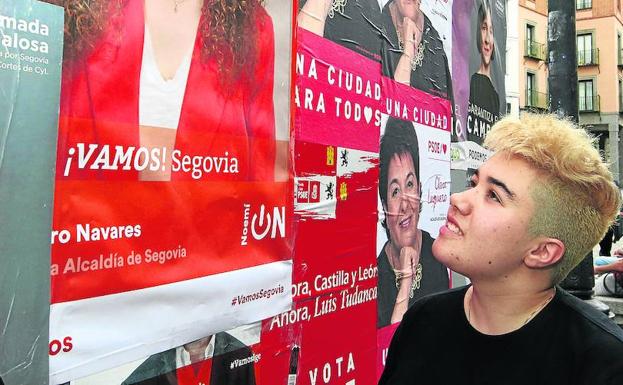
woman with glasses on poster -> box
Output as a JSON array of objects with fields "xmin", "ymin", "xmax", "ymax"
[
  {"xmin": 51, "ymin": 0, "xmax": 276, "ymax": 181},
  {"xmin": 380, "ymin": 0, "xmax": 452, "ymax": 100},
  {"xmin": 377, "ymin": 117, "xmax": 449, "ymax": 328}
]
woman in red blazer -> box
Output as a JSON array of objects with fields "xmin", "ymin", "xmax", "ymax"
[{"xmin": 54, "ymin": 0, "xmax": 276, "ymax": 181}]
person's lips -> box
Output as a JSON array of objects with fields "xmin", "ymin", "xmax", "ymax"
[
  {"xmin": 446, "ymin": 221, "xmax": 462, "ymax": 235},
  {"xmin": 399, "ymin": 215, "xmax": 412, "ymax": 229},
  {"xmin": 440, "ymin": 214, "xmax": 463, "ymax": 236}
]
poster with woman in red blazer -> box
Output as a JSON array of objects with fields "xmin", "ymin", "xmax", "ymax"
[{"xmin": 48, "ymin": 1, "xmax": 293, "ymax": 383}]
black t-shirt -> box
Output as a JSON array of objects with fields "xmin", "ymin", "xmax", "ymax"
[
  {"xmin": 377, "ymin": 231, "xmax": 450, "ymax": 328},
  {"xmin": 299, "ymin": 0, "xmax": 384, "ymax": 62},
  {"xmin": 467, "ymin": 72, "xmax": 499, "ymax": 144},
  {"xmin": 379, "ymin": 286, "xmax": 623, "ymax": 385}
]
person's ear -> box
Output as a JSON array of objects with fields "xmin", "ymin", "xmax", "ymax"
[{"xmin": 524, "ymin": 238, "xmax": 565, "ymax": 268}]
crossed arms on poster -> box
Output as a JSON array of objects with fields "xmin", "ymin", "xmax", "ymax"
[{"xmin": 384, "ymin": 0, "xmax": 424, "ymax": 85}]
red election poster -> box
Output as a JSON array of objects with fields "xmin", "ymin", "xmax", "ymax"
[
  {"xmin": 286, "ymin": 0, "xmax": 386, "ymax": 377},
  {"xmin": 48, "ymin": 0, "xmax": 293, "ymax": 383}
]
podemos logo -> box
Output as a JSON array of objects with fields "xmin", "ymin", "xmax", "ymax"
[{"xmin": 241, "ymin": 204, "xmax": 286, "ymax": 246}]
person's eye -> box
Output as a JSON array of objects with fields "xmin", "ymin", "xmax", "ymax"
[
  {"xmin": 467, "ymin": 178, "xmax": 477, "ymax": 189},
  {"xmin": 488, "ymin": 190, "xmax": 501, "ymax": 203},
  {"xmin": 407, "ymin": 180, "xmax": 414, "ymax": 189},
  {"xmin": 391, "ymin": 187, "xmax": 399, "ymax": 198}
]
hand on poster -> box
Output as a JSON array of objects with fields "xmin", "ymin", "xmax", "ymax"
[
  {"xmin": 391, "ymin": 246, "xmax": 420, "ymax": 324},
  {"xmin": 394, "ymin": 16, "xmax": 420, "ymax": 85}
]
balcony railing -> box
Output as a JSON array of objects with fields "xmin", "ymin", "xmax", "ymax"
[
  {"xmin": 576, "ymin": 0, "xmax": 592, "ymax": 10},
  {"xmin": 524, "ymin": 40, "xmax": 546, "ymax": 60},
  {"xmin": 579, "ymin": 95, "xmax": 600, "ymax": 112},
  {"xmin": 577, "ymin": 48, "xmax": 599, "ymax": 66},
  {"xmin": 525, "ymin": 90, "xmax": 547, "ymax": 110}
]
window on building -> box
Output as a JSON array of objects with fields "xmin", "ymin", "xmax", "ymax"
[
  {"xmin": 526, "ymin": 73, "xmax": 535, "ymax": 107},
  {"xmin": 577, "ymin": 33, "xmax": 593, "ymax": 65},
  {"xmin": 526, "ymin": 25, "xmax": 534, "ymax": 45},
  {"xmin": 576, "ymin": 0, "xmax": 592, "ymax": 10},
  {"xmin": 578, "ymin": 79, "xmax": 594, "ymax": 111},
  {"xmin": 526, "ymin": 24, "xmax": 535, "ymax": 56},
  {"xmin": 619, "ymin": 80, "xmax": 622, "ymax": 111},
  {"xmin": 524, "ymin": 24, "xmax": 545, "ymax": 60}
]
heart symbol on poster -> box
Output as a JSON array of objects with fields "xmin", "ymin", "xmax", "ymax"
[
  {"xmin": 442, "ymin": 143, "xmax": 447, "ymax": 154},
  {"xmin": 364, "ymin": 106, "xmax": 372, "ymax": 124}
]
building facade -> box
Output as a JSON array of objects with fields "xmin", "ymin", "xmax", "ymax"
[
  {"xmin": 506, "ymin": 0, "xmax": 521, "ymax": 118},
  {"xmin": 517, "ymin": 0, "xmax": 623, "ymax": 182}
]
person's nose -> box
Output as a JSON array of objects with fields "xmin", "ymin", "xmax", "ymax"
[
  {"xmin": 399, "ymin": 192, "xmax": 410, "ymax": 213},
  {"xmin": 449, "ymin": 188, "xmax": 472, "ymax": 216},
  {"xmin": 399, "ymin": 187, "xmax": 419, "ymax": 212}
]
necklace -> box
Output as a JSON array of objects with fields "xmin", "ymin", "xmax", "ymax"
[
  {"xmin": 396, "ymin": 30, "xmax": 426, "ymax": 71},
  {"xmin": 172, "ymin": 0, "xmax": 187, "ymax": 13},
  {"xmin": 467, "ymin": 287, "xmax": 556, "ymax": 326},
  {"xmin": 394, "ymin": 263, "xmax": 423, "ymax": 299},
  {"xmin": 328, "ymin": 0, "xmax": 348, "ymax": 19}
]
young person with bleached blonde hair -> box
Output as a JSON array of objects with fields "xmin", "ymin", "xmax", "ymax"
[{"xmin": 379, "ymin": 113, "xmax": 623, "ymax": 385}]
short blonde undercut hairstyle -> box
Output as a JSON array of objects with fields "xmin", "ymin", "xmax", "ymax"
[{"xmin": 484, "ymin": 113, "xmax": 621, "ymax": 284}]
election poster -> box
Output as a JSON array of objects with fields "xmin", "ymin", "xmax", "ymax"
[
  {"xmin": 49, "ymin": 0, "xmax": 294, "ymax": 383},
  {"xmin": 0, "ymin": 0, "xmax": 508, "ymax": 384},
  {"xmin": 380, "ymin": 0, "xmax": 453, "ymax": 102},
  {"xmin": 376, "ymin": 0, "xmax": 452, "ymax": 378},
  {"xmin": 67, "ymin": 323, "xmax": 262, "ymax": 385},
  {"xmin": 294, "ymin": 0, "xmax": 386, "ymax": 376},
  {"xmin": 0, "ymin": 1, "xmax": 64, "ymax": 385},
  {"xmin": 291, "ymin": 23, "xmax": 382, "ymax": 384},
  {"xmin": 375, "ymin": 85, "xmax": 452, "ymax": 377},
  {"xmin": 298, "ymin": 0, "xmax": 384, "ymax": 63},
  {"xmin": 455, "ymin": 0, "xmax": 506, "ymax": 144},
  {"xmin": 296, "ymin": 0, "xmax": 453, "ymax": 382}
]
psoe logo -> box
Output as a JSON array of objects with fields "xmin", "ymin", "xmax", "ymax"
[
  {"xmin": 241, "ymin": 204, "xmax": 286, "ymax": 246},
  {"xmin": 296, "ymin": 179, "xmax": 321, "ymax": 203},
  {"xmin": 427, "ymin": 140, "xmax": 447, "ymax": 155}
]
